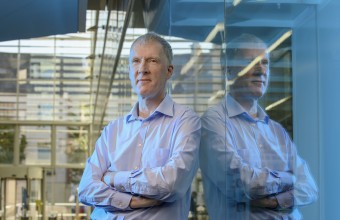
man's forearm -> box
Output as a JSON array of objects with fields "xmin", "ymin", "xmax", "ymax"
[
  {"xmin": 102, "ymin": 173, "xmax": 162, "ymax": 209},
  {"xmin": 129, "ymin": 196, "xmax": 162, "ymax": 209},
  {"xmin": 250, "ymin": 196, "xmax": 278, "ymax": 209}
]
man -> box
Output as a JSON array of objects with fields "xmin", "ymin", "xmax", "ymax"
[
  {"xmin": 78, "ymin": 32, "xmax": 201, "ymax": 219},
  {"xmin": 199, "ymin": 33, "xmax": 318, "ymax": 219}
]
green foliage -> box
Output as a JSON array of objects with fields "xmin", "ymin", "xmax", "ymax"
[{"xmin": 0, "ymin": 124, "xmax": 27, "ymax": 164}]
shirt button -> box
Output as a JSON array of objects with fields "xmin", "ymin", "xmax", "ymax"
[
  {"xmin": 138, "ymin": 143, "xmax": 142, "ymax": 147},
  {"xmin": 134, "ymin": 166, "xmax": 139, "ymax": 170}
]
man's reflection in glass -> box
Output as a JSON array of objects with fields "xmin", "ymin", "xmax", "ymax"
[{"xmin": 199, "ymin": 33, "xmax": 318, "ymax": 220}]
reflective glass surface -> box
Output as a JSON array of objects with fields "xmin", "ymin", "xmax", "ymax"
[{"xmin": 21, "ymin": 125, "xmax": 51, "ymax": 165}]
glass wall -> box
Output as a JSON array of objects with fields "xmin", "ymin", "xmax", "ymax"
[
  {"xmin": 139, "ymin": 1, "xmax": 319, "ymax": 220},
  {"xmin": 90, "ymin": 1, "xmax": 302, "ymax": 219}
]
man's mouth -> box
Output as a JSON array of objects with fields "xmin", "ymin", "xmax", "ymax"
[
  {"xmin": 252, "ymin": 80, "xmax": 264, "ymax": 83},
  {"xmin": 251, "ymin": 80, "xmax": 265, "ymax": 86},
  {"xmin": 137, "ymin": 79, "xmax": 151, "ymax": 84}
]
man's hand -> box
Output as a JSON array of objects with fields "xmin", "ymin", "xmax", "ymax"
[
  {"xmin": 250, "ymin": 196, "xmax": 278, "ymax": 209},
  {"xmin": 129, "ymin": 196, "xmax": 162, "ymax": 209}
]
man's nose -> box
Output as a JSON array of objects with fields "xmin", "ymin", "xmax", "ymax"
[
  {"xmin": 254, "ymin": 61, "xmax": 267, "ymax": 73},
  {"xmin": 138, "ymin": 59, "xmax": 149, "ymax": 74}
]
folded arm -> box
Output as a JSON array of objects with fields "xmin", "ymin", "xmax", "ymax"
[
  {"xmin": 78, "ymin": 128, "xmax": 162, "ymax": 211},
  {"xmin": 200, "ymin": 112, "xmax": 293, "ymax": 199},
  {"xmin": 103, "ymin": 112, "xmax": 201, "ymax": 202},
  {"xmin": 200, "ymin": 110, "xmax": 317, "ymax": 209}
]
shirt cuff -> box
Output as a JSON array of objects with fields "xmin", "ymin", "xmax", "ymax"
[
  {"xmin": 111, "ymin": 192, "xmax": 133, "ymax": 210},
  {"xmin": 114, "ymin": 171, "xmax": 133, "ymax": 193},
  {"xmin": 275, "ymin": 190, "xmax": 294, "ymax": 210}
]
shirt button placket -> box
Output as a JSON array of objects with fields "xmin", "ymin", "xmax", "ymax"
[{"xmin": 135, "ymin": 122, "xmax": 145, "ymax": 171}]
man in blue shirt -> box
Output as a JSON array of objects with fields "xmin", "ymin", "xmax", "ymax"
[
  {"xmin": 200, "ymin": 33, "xmax": 318, "ymax": 219},
  {"xmin": 78, "ymin": 32, "xmax": 201, "ymax": 219}
]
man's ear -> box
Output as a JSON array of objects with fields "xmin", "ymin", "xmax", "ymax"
[
  {"xmin": 167, "ymin": 65, "xmax": 174, "ymax": 79},
  {"xmin": 226, "ymin": 67, "xmax": 233, "ymax": 80}
]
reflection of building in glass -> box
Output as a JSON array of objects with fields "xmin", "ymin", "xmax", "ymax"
[{"xmin": 0, "ymin": 53, "xmax": 31, "ymax": 93}]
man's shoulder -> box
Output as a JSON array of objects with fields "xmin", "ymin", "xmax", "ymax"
[
  {"xmin": 202, "ymin": 102, "xmax": 225, "ymax": 119},
  {"xmin": 267, "ymin": 117, "xmax": 284, "ymax": 128},
  {"xmin": 104, "ymin": 114, "xmax": 129, "ymax": 128},
  {"xmin": 172, "ymin": 101, "xmax": 199, "ymax": 117},
  {"xmin": 267, "ymin": 118, "xmax": 289, "ymax": 136}
]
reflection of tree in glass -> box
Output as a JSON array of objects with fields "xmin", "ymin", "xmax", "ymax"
[
  {"xmin": 0, "ymin": 124, "xmax": 27, "ymax": 163},
  {"xmin": 67, "ymin": 168, "xmax": 84, "ymax": 184},
  {"xmin": 65, "ymin": 125, "xmax": 88, "ymax": 163}
]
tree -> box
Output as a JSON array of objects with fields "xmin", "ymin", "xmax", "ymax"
[{"xmin": 0, "ymin": 124, "xmax": 27, "ymax": 164}]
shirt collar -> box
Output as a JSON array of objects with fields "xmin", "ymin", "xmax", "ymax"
[
  {"xmin": 126, "ymin": 94, "xmax": 174, "ymax": 123},
  {"xmin": 224, "ymin": 93, "xmax": 269, "ymax": 123}
]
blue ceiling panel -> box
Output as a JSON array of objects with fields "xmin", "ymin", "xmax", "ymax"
[{"xmin": 0, "ymin": 0, "xmax": 86, "ymax": 42}]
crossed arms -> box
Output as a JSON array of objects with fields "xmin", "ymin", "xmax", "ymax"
[{"xmin": 78, "ymin": 112, "xmax": 201, "ymax": 211}]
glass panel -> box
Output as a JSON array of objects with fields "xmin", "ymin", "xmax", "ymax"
[
  {"xmin": 29, "ymin": 179, "xmax": 43, "ymax": 219},
  {"xmin": 194, "ymin": 1, "xmax": 317, "ymax": 220},
  {"xmin": 20, "ymin": 126, "xmax": 51, "ymax": 165},
  {"xmin": 0, "ymin": 90, "xmax": 18, "ymax": 120},
  {"xmin": 0, "ymin": 12, "xmax": 94, "ymax": 123},
  {"xmin": 16, "ymin": 179, "xmax": 28, "ymax": 219},
  {"xmin": 260, "ymin": 36, "xmax": 293, "ymax": 136},
  {"xmin": 91, "ymin": 7, "xmax": 130, "ymax": 137},
  {"xmin": 163, "ymin": 2, "xmax": 226, "ymax": 219},
  {"xmin": 17, "ymin": 53, "xmax": 93, "ymax": 121},
  {"xmin": 45, "ymin": 168, "xmax": 89, "ymax": 219},
  {"xmin": 166, "ymin": 36, "xmax": 223, "ymax": 220},
  {"xmin": 0, "ymin": 52, "xmax": 19, "ymax": 120},
  {"xmin": 5, "ymin": 179, "xmax": 16, "ymax": 220},
  {"xmin": 0, "ymin": 125, "xmax": 15, "ymax": 164},
  {"xmin": 56, "ymin": 126, "xmax": 89, "ymax": 165},
  {"xmin": 139, "ymin": 0, "xmax": 318, "ymax": 219},
  {"xmin": 0, "ymin": 53, "xmax": 18, "ymax": 79}
]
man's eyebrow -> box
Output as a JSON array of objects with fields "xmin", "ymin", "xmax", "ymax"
[{"xmin": 131, "ymin": 56, "xmax": 160, "ymax": 60}]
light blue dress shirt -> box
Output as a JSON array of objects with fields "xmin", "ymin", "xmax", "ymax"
[
  {"xmin": 78, "ymin": 95, "xmax": 201, "ymax": 220},
  {"xmin": 200, "ymin": 94, "xmax": 318, "ymax": 220}
]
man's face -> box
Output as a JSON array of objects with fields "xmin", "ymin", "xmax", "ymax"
[
  {"xmin": 228, "ymin": 48, "xmax": 269, "ymax": 100},
  {"xmin": 129, "ymin": 41, "xmax": 173, "ymax": 100}
]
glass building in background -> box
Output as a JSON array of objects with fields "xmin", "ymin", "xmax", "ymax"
[{"xmin": 0, "ymin": 0, "xmax": 339, "ymax": 219}]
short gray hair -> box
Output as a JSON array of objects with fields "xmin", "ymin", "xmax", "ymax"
[
  {"xmin": 226, "ymin": 33, "xmax": 267, "ymax": 61},
  {"xmin": 131, "ymin": 32, "xmax": 173, "ymax": 64}
]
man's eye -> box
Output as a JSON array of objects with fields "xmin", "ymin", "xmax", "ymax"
[{"xmin": 261, "ymin": 59, "xmax": 269, "ymax": 65}]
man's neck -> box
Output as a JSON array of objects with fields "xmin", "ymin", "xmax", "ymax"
[
  {"xmin": 137, "ymin": 95, "xmax": 165, "ymax": 118},
  {"xmin": 231, "ymin": 94, "xmax": 258, "ymax": 118}
]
